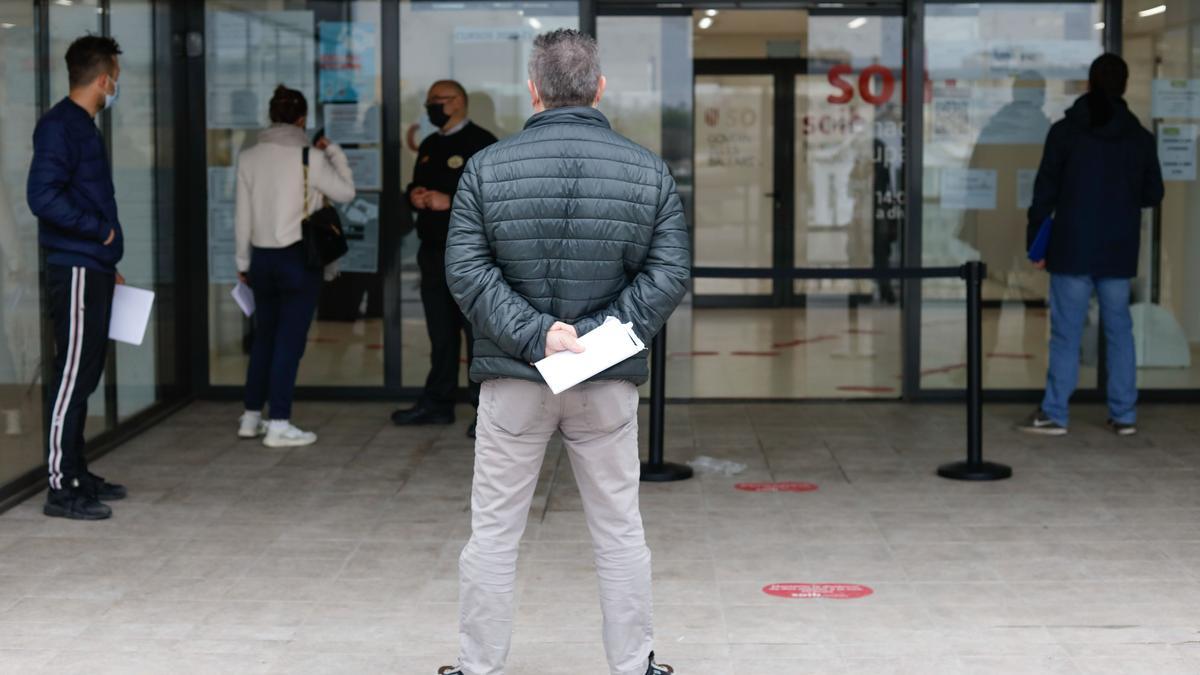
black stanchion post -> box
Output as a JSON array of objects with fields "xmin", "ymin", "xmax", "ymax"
[
  {"xmin": 641, "ymin": 326, "xmax": 693, "ymax": 482},
  {"xmin": 938, "ymin": 261, "xmax": 1013, "ymax": 481}
]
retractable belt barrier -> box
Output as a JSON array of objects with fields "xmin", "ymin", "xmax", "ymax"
[{"xmin": 640, "ymin": 260, "xmax": 1012, "ymax": 482}]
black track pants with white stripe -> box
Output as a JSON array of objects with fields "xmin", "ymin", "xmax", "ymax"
[{"xmin": 46, "ymin": 264, "xmax": 113, "ymax": 491}]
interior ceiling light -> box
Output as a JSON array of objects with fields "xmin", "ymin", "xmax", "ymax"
[
  {"xmin": 527, "ymin": 17, "xmax": 542, "ymax": 29},
  {"xmin": 698, "ymin": 16, "xmax": 714, "ymax": 29},
  {"xmin": 0, "ymin": 22, "xmax": 14, "ymax": 29},
  {"xmin": 705, "ymin": 9, "xmax": 718, "ymax": 17},
  {"xmin": 1139, "ymin": 4, "xmax": 1166, "ymax": 17},
  {"xmin": 848, "ymin": 17, "xmax": 867, "ymax": 29},
  {"xmin": 1095, "ymin": 21, "xmax": 1105, "ymax": 29}
]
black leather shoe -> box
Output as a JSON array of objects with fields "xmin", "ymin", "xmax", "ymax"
[
  {"xmin": 44, "ymin": 487, "xmax": 112, "ymax": 521},
  {"xmin": 466, "ymin": 420, "xmax": 477, "ymax": 439},
  {"xmin": 84, "ymin": 472, "xmax": 127, "ymax": 501},
  {"xmin": 391, "ymin": 405, "xmax": 454, "ymax": 426}
]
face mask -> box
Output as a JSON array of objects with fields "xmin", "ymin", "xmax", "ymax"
[
  {"xmin": 425, "ymin": 102, "xmax": 450, "ymax": 128},
  {"xmin": 103, "ymin": 76, "xmax": 120, "ymax": 110}
]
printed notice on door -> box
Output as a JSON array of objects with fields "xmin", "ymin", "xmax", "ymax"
[
  {"xmin": 1158, "ymin": 124, "xmax": 1198, "ymax": 181},
  {"xmin": 940, "ymin": 168, "xmax": 997, "ymax": 210}
]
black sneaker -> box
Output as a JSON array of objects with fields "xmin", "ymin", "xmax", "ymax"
[
  {"xmin": 44, "ymin": 486, "xmax": 112, "ymax": 520},
  {"xmin": 1018, "ymin": 409, "xmax": 1067, "ymax": 436},
  {"xmin": 466, "ymin": 420, "xmax": 477, "ymax": 439},
  {"xmin": 1107, "ymin": 419, "xmax": 1138, "ymax": 436},
  {"xmin": 391, "ymin": 405, "xmax": 455, "ymax": 426},
  {"xmin": 436, "ymin": 667, "xmax": 462, "ymax": 675},
  {"xmin": 646, "ymin": 652, "xmax": 674, "ymax": 675},
  {"xmin": 84, "ymin": 472, "xmax": 127, "ymax": 501}
]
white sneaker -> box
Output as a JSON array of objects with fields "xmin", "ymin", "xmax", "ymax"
[
  {"xmin": 262, "ymin": 423, "xmax": 317, "ymax": 448},
  {"xmin": 238, "ymin": 413, "xmax": 267, "ymax": 439}
]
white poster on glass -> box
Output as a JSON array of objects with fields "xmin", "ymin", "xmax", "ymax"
[
  {"xmin": 1158, "ymin": 124, "xmax": 1198, "ymax": 181},
  {"xmin": 343, "ymin": 148, "xmax": 382, "ymax": 191},
  {"xmin": 941, "ymin": 168, "xmax": 997, "ymax": 210},
  {"xmin": 324, "ymin": 103, "xmax": 381, "ymax": 145},
  {"xmin": 1152, "ymin": 79, "xmax": 1200, "ymax": 120},
  {"xmin": 335, "ymin": 194, "xmax": 380, "ymax": 274}
]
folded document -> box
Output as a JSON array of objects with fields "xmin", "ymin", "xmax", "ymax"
[{"xmin": 534, "ymin": 317, "xmax": 646, "ymax": 395}]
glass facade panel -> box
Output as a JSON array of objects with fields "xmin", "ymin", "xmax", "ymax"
[
  {"xmin": 0, "ymin": 1, "xmax": 44, "ymax": 486},
  {"xmin": 1124, "ymin": 1, "xmax": 1200, "ymax": 388},
  {"xmin": 923, "ymin": 2, "xmax": 1103, "ymax": 390},
  {"xmin": 206, "ymin": 0, "xmax": 385, "ymax": 389},
  {"xmin": 398, "ymin": 0, "xmax": 579, "ymax": 389},
  {"xmin": 111, "ymin": 0, "xmax": 162, "ymax": 421}
]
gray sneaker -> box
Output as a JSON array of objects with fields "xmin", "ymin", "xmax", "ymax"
[
  {"xmin": 1018, "ymin": 409, "xmax": 1067, "ymax": 436},
  {"xmin": 1107, "ymin": 419, "xmax": 1138, "ymax": 436}
]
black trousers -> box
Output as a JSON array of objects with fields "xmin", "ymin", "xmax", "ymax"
[
  {"xmin": 417, "ymin": 240, "xmax": 478, "ymax": 410},
  {"xmin": 46, "ymin": 265, "xmax": 113, "ymax": 491},
  {"xmin": 244, "ymin": 245, "xmax": 321, "ymax": 421}
]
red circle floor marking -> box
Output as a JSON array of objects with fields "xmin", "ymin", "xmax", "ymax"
[
  {"xmin": 763, "ymin": 583, "xmax": 874, "ymax": 600},
  {"xmin": 735, "ymin": 482, "xmax": 818, "ymax": 493}
]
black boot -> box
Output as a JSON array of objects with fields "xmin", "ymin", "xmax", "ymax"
[{"xmin": 44, "ymin": 485, "xmax": 112, "ymax": 521}]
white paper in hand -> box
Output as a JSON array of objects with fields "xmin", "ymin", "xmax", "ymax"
[
  {"xmin": 232, "ymin": 282, "xmax": 255, "ymax": 317},
  {"xmin": 535, "ymin": 317, "xmax": 645, "ymax": 395},
  {"xmin": 108, "ymin": 285, "xmax": 155, "ymax": 346}
]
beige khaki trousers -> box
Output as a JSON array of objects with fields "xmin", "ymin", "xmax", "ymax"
[{"xmin": 457, "ymin": 378, "xmax": 653, "ymax": 675}]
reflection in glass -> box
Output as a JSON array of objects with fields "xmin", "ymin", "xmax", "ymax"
[
  {"xmin": 398, "ymin": 1, "xmax": 578, "ymax": 389},
  {"xmin": 923, "ymin": 2, "xmax": 1103, "ymax": 390}
]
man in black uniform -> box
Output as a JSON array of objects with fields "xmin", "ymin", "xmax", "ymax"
[{"xmin": 392, "ymin": 80, "xmax": 496, "ymax": 437}]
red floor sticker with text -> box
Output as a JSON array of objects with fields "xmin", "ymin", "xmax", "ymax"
[
  {"xmin": 763, "ymin": 583, "xmax": 874, "ymax": 599},
  {"xmin": 735, "ymin": 482, "xmax": 818, "ymax": 493}
]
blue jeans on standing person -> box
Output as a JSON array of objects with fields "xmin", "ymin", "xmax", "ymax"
[
  {"xmin": 244, "ymin": 244, "xmax": 321, "ymax": 421},
  {"xmin": 1041, "ymin": 274, "xmax": 1137, "ymax": 428}
]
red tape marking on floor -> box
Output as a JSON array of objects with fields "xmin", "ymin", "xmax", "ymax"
[
  {"xmin": 308, "ymin": 337, "xmax": 338, "ymax": 344},
  {"xmin": 846, "ymin": 329, "xmax": 884, "ymax": 335},
  {"xmin": 730, "ymin": 351, "xmax": 781, "ymax": 357},
  {"xmin": 736, "ymin": 482, "xmax": 818, "ymax": 493},
  {"xmin": 919, "ymin": 363, "xmax": 967, "ymax": 377},
  {"xmin": 987, "ymin": 352, "xmax": 1033, "ymax": 359},
  {"xmin": 366, "ymin": 343, "xmax": 384, "ymax": 350},
  {"xmin": 669, "ymin": 351, "xmax": 720, "ymax": 358},
  {"xmin": 772, "ymin": 335, "xmax": 838, "ymax": 348},
  {"xmin": 836, "ymin": 385, "xmax": 896, "ymax": 393},
  {"xmin": 763, "ymin": 583, "xmax": 874, "ymax": 600}
]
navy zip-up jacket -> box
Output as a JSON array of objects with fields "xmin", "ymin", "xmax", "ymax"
[
  {"xmin": 1027, "ymin": 94, "xmax": 1163, "ymax": 278},
  {"xmin": 27, "ymin": 97, "xmax": 123, "ymax": 273}
]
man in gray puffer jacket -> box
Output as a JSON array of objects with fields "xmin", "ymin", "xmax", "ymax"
[{"xmin": 440, "ymin": 29, "xmax": 688, "ymax": 675}]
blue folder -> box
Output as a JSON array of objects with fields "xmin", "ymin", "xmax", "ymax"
[{"xmin": 1027, "ymin": 216, "xmax": 1052, "ymax": 262}]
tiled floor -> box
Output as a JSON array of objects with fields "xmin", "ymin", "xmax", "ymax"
[{"xmin": 1, "ymin": 400, "xmax": 1199, "ymax": 674}]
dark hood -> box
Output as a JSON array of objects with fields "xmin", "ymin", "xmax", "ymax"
[{"xmin": 1064, "ymin": 93, "xmax": 1135, "ymax": 139}]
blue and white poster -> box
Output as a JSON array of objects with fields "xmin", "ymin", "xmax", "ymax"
[{"xmin": 318, "ymin": 21, "xmax": 377, "ymax": 104}]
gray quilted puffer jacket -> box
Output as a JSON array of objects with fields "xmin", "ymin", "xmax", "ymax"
[{"xmin": 445, "ymin": 106, "xmax": 691, "ymax": 385}]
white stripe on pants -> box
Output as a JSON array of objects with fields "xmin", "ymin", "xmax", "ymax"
[
  {"xmin": 48, "ymin": 267, "xmax": 85, "ymax": 490},
  {"xmin": 458, "ymin": 378, "xmax": 653, "ymax": 675}
]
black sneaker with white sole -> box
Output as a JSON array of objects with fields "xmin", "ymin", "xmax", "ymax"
[
  {"xmin": 436, "ymin": 667, "xmax": 462, "ymax": 675},
  {"xmin": 1018, "ymin": 409, "xmax": 1067, "ymax": 436},
  {"xmin": 1107, "ymin": 419, "xmax": 1138, "ymax": 436},
  {"xmin": 647, "ymin": 652, "xmax": 675, "ymax": 675}
]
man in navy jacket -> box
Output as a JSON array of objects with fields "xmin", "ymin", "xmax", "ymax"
[
  {"xmin": 27, "ymin": 35, "xmax": 128, "ymax": 520},
  {"xmin": 1021, "ymin": 54, "xmax": 1164, "ymax": 437}
]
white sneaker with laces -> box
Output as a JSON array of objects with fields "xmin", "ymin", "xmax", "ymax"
[
  {"xmin": 238, "ymin": 412, "xmax": 267, "ymax": 439},
  {"xmin": 262, "ymin": 422, "xmax": 317, "ymax": 448}
]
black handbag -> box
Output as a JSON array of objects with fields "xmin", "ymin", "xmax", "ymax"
[{"xmin": 301, "ymin": 147, "xmax": 349, "ymax": 269}]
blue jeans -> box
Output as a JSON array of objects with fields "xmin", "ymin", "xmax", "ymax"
[
  {"xmin": 244, "ymin": 245, "xmax": 321, "ymax": 421},
  {"xmin": 1041, "ymin": 274, "xmax": 1136, "ymax": 427}
]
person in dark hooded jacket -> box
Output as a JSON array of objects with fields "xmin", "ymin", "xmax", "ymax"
[{"xmin": 1020, "ymin": 53, "xmax": 1164, "ymax": 437}]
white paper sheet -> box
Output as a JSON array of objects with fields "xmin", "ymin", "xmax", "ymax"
[
  {"xmin": 232, "ymin": 282, "xmax": 255, "ymax": 317},
  {"xmin": 534, "ymin": 317, "xmax": 645, "ymax": 395},
  {"xmin": 109, "ymin": 285, "xmax": 155, "ymax": 346}
]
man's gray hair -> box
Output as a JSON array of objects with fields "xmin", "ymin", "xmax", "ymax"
[{"xmin": 528, "ymin": 29, "xmax": 602, "ymax": 109}]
